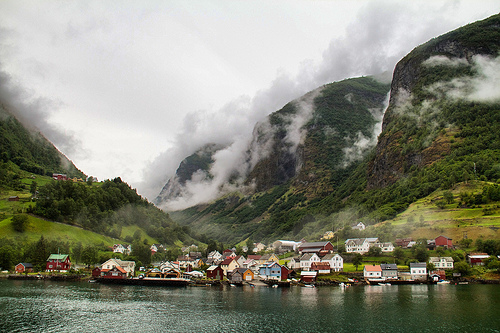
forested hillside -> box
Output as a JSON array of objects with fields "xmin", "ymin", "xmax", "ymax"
[
  {"xmin": 31, "ymin": 177, "xmax": 190, "ymax": 245},
  {"xmin": 0, "ymin": 105, "xmax": 84, "ymax": 179}
]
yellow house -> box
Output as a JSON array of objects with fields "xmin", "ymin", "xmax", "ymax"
[{"xmin": 220, "ymin": 257, "xmax": 239, "ymax": 276}]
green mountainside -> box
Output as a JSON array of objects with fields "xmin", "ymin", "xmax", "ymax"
[
  {"xmin": 169, "ymin": 13, "xmax": 500, "ymax": 246},
  {"xmin": 170, "ymin": 76, "xmax": 391, "ymax": 243},
  {"xmin": 0, "ymin": 105, "xmax": 84, "ymax": 179}
]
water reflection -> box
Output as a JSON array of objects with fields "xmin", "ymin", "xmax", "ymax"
[{"xmin": 1, "ymin": 281, "xmax": 499, "ymax": 332}]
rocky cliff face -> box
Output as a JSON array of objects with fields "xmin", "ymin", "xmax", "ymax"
[
  {"xmin": 155, "ymin": 143, "xmax": 224, "ymax": 204},
  {"xmin": 368, "ymin": 14, "xmax": 500, "ymax": 189}
]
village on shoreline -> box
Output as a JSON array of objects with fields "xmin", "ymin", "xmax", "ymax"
[{"xmin": 8, "ymin": 227, "xmax": 500, "ymax": 287}]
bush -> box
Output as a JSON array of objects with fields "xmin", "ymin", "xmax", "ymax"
[{"xmin": 11, "ymin": 214, "xmax": 28, "ymax": 233}]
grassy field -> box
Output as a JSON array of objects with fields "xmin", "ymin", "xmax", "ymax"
[
  {"xmin": 381, "ymin": 181, "xmax": 500, "ymax": 241},
  {"xmin": 0, "ymin": 214, "xmax": 117, "ymax": 245},
  {"xmin": 121, "ymin": 225, "xmax": 158, "ymax": 245}
]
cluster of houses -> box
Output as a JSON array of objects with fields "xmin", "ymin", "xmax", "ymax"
[
  {"xmin": 344, "ymin": 235, "xmax": 455, "ymax": 254},
  {"xmin": 362, "ymin": 256, "xmax": 456, "ymax": 283},
  {"xmin": 202, "ymin": 241, "xmax": 345, "ymax": 284}
]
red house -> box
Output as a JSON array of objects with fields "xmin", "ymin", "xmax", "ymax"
[
  {"xmin": 298, "ymin": 241, "xmax": 334, "ymax": 256},
  {"xmin": 92, "ymin": 267, "xmax": 101, "ymax": 278},
  {"xmin": 46, "ymin": 254, "xmax": 71, "ymax": 272},
  {"xmin": 52, "ymin": 173, "xmax": 68, "ymax": 181},
  {"xmin": 15, "ymin": 263, "xmax": 34, "ymax": 273},
  {"xmin": 468, "ymin": 253, "xmax": 490, "ymax": 266},
  {"xmin": 435, "ymin": 236, "xmax": 453, "ymax": 249},
  {"xmin": 206, "ymin": 265, "xmax": 224, "ymax": 280}
]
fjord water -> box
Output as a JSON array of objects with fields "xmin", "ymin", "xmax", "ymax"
[{"xmin": 0, "ymin": 280, "xmax": 499, "ymax": 332}]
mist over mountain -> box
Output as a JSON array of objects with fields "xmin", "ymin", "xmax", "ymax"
[{"xmin": 159, "ymin": 13, "xmax": 500, "ymax": 244}]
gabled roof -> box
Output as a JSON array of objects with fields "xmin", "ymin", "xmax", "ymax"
[
  {"xmin": 364, "ymin": 265, "xmax": 382, "ymax": 272},
  {"xmin": 468, "ymin": 253, "xmax": 490, "ymax": 258},
  {"xmin": 207, "ymin": 265, "xmax": 221, "ymax": 271},
  {"xmin": 321, "ymin": 253, "xmax": 341, "ymax": 260},
  {"xmin": 410, "ymin": 262, "xmax": 427, "ymax": 268},
  {"xmin": 311, "ymin": 262, "xmax": 330, "ymax": 270},
  {"xmin": 429, "ymin": 256, "xmax": 454, "ymax": 262},
  {"xmin": 247, "ymin": 255, "xmax": 262, "ymax": 260},
  {"xmin": 236, "ymin": 268, "xmax": 252, "ymax": 274},
  {"xmin": 435, "ymin": 235, "xmax": 452, "ymax": 240},
  {"xmin": 221, "ymin": 257, "xmax": 234, "ymax": 265},
  {"xmin": 299, "ymin": 241, "xmax": 331, "ymax": 249},
  {"xmin": 47, "ymin": 254, "xmax": 69, "ymax": 261},
  {"xmin": 380, "ymin": 264, "xmax": 397, "ymax": 270},
  {"xmin": 300, "ymin": 253, "xmax": 315, "ymax": 261},
  {"xmin": 18, "ymin": 263, "xmax": 33, "ymax": 268}
]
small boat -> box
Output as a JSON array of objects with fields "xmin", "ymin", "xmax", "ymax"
[
  {"xmin": 437, "ymin": 280, "xmax": 450, "ymax": 284},
  {"xmin": 271, "ymin": 284, "xmax": 278, "ymax": 288},
  {"xmin": 302, "ymin": 284, "xmax": 315, "ymax": 288},
  {"xmin": 230, "ymin": 284, "xmax": 237, "ymax": 287},
  {"xmin": 88, "ymin": 280, "xmax": 96, "ymax": 283}
]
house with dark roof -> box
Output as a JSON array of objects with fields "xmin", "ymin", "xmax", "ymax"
[
  {"xmin": 298, "ymin": 241, "xmax": 334, "ymax": 256},
  {"xmin": 380, "ymin": 263, "xmax": 398, "ymax": 280},
  {"xmin": 228, "ymin": 267, "xmax": 254, "ymax": 283},
  {"xmin": 15, "ymin": 262, "xmax": 33, "ymax": 274},
  {"xmin": 410, "ymin": 262, "xmax": 427, "ymax": 280}
]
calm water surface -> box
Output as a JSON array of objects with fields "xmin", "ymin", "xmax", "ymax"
[{"xmin": 0, "ymin": 279, "xmax": 499, "ymax": 332}]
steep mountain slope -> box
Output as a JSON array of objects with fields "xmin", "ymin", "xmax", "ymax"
[
  {"xmin": 167, "ymin": 13, "xmax": 500, "ymax": 245},
  {"xmin": 0, "ymin": 104, "xmax": 84, "ymax": 179},
  {"xmin": 368, "ymin": 13, "xmax": 500, "ymax": 189},
  {"xmin": 168, "ymin": 76, "xmax": 391, "ymax": 243}
]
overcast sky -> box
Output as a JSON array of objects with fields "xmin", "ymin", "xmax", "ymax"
[{"xmin": 0, "ymin": 1, "xmax": 499, "ymax": 200}]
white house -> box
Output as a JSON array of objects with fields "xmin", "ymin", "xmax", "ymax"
[
  {"xmin": 113, "ymin": 244, "xmax": 131, "ymax": 255},
  {"xmin": 253, "ymin": 243, "xmax": 266, "ymax": 253},
  {"xmin": 373, "ymin": 242, "xmax": 395, "ymax": 253},
  {"xmin": 410, "ymin": 262, "xmax": 427, "ymax": 280},
  {"xmin": 345, "ymin": 238, "xmax": 379, "ymax": 254},
  {"xmin": 300, "ymin": 253, "xmax": 321, "ymax": 271},
  {"xmin": 287, "ymin": 257, "xmax": 301, "ymax": 270},
  {"xmin": 208, "ymin": 250, "xmax": 222, "ymax": 262},
  {"xmin": 429, "ymin": 257, "xmax": 454, "ymax": 270},
  {"xmin": 101, "ymin": 258, "xmax": 136, "ymax": 277},
  {"xmin": 363, "ymin": 265, "xmax": 382, "ymax": 279},
  {"xmin": 321, "ymin": 253, "xmax": 343, "ymax": 272},
  {"xmin": 272, "ymin": 240, "xmax": 301, "ymax": 254},
  {"xmin": 352, "ymin": 222, "xmax": 366, "ymax": 231}
]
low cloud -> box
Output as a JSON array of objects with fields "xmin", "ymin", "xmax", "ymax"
[
  {"xmin": 426, "ymin": 55, "xmax": 500, "ymax": 102},
  {"xmin": 342, "ymin": 93, "xmax": 390, "ymax": 167},
  {"xmin": 0, "ymin": 68, "xmax": 82, "ymax": 157}
]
